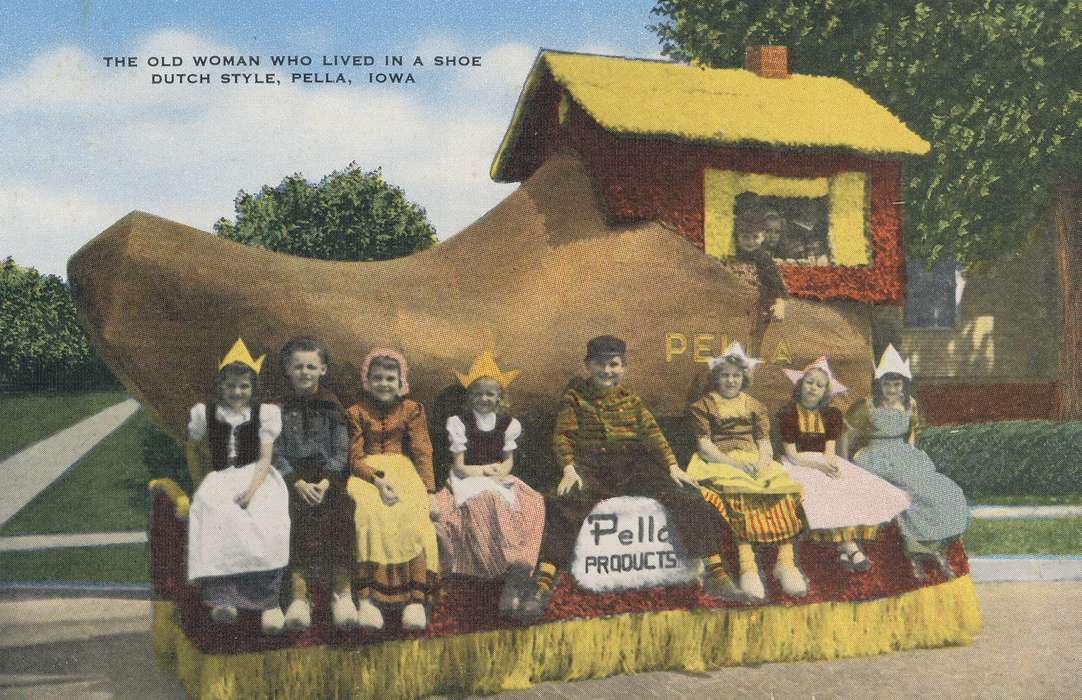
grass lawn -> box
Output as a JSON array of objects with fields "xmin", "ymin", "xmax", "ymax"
[
  {"xmin": 0, "ymin": 544, "xmax": 149, "ymax": 584},
  {"xmin": 972, "ymin": 495, "xmax": 1082, "ymax": 506},
  {"xmin": 0, "ymin": 410, "xmax": 151, "ymax": 536},
  {"xmin": 0, "ymin": 389, "xmax": 128, "ymax": 459},
  {"xmin": 964, "ymin": 518, "xmax": 1082, "ymax": 556}
]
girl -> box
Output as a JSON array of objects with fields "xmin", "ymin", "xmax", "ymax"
[
  {"xmin": 433, "ymin": 352, "xmax": 545, "ymax": 616},
  {"xmin": 346, "ymin": 349, "xmax": 440, "ymax": 631},
  {"xmin": 186, "ymin": 339, "xmax": 290, "ymax": 634},
  {"xmin": 686, "ymin": 342, "xmax": 807, "ymax": 602},
  {"xmin": 845, "ymin": 345, "xmax": 970, "ymax": 579},
  {"xmin": 778, "ymin": 357, "xmax": 910, "ymax": 572}
]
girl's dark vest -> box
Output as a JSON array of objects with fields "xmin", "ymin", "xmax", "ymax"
[
  {"xmin": 207, "ymin": 402, "xmax": 262, "ymax": 470},
  {"xmin": 462, "ymin": 413, "xmax": 512, "ymax": 465}
]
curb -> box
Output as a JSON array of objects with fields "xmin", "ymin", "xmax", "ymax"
[{"xmin": 968, "ymin": 555, "xmax": 1082, "ymax": 583}]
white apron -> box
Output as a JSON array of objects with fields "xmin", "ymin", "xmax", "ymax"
[{"xmin": 187, "ymin": 462, "xmax": 290, "ymax": 580}]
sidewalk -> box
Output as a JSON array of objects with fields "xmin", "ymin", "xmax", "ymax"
[
  {"xmin": 0, "ymin": 582, "xmax": 1078, "ymax": 699},
  {"xmin": 0, "ymin": 399, "xmax": 139, "ymax": 529}
]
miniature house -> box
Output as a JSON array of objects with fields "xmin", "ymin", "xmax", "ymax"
[{"xmin": 491, "ymin": 47, "xmax": 929, "ymax": 306}]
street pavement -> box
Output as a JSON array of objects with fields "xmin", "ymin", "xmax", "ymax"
[{"xmin": 0, "ymin": 581, "xmax": 1079, "ymax": 699}]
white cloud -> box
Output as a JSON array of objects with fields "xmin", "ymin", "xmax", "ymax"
[
  {"xmin": 0, "ymin": 183, "xmax": 125, "ymax": 275},
  {"xmin": 2, "ymin": 29, "xmax": 531, "ymax": 275}
]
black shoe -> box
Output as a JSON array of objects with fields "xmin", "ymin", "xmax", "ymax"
[
  {"xmin": 498, "ymin": 565, "xmax": 532, "ymax": 616},
  {"xmin": 514, "ymin": 579, "xmax": 554, "ymax": 624}
]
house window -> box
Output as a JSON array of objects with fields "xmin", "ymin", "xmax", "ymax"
[
  {"xmin": 704, "ymin": 169, "xmax": 870, "ymax": 266},
  {"xmin": 905, "ymin": 258, "xmax": 962, "ymax": 328},
  {"xmin": 734, "ymin": 193, "xmax": 832, "ymax": 265}
]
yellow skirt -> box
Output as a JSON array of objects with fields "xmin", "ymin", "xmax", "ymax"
[
  {"xmin": 347, "ymin": 455, "xmax": 439, "ymax": 570},
  {"xmin": 688, "ymin": 451, "xmax": 805, "ymax": 544}
]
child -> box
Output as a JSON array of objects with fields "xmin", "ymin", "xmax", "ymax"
[
  {"xmin": 346, "ymin": 348, "xmax": 440, "ymax": 631},
  {"xmin": 186, "ymin": 339, "xmax": 289, "ymax": 634},
  {"xmin": 516, "ymin": 335, "xmax": 741, "ymax": 624},
  {"xmin": 686, "ymin": 342, "xmax": 807, "ymax": 602},
  {"xmin": 735, "ymin": 209, "xmax": 788, "ymax": 322},
  {"xmin": 845, "ymin": 345, "xmax": 970, "ymax": 579},
  {"xmin": 777, "ymin": 358, "xmax": 910, "ymax": 572},
  {"xmin": 271, "ymin": 337, "xmax": 357, "ymax": 631},
  {"xmin": 433, "ymin": 351, "xmax": 545, "ymax": 616}
]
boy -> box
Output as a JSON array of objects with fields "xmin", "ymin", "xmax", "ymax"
[
  {"xmin": 271, "ymin": 337, "xmax": 358, "ymax": 630},
  {"xmin": 735, "ymin": 209, "xmax": 789, "ymax": 322},
  {"xmin": 515, "ymin": 336, "xmax": 742, "ymax": 623}
]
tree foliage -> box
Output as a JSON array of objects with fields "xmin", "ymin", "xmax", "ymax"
[
  {"xmin": 650, "ymin": 0, "xmax": 1081, "ymax": 265},
  {"xmin": 0, "ymin": 258, "xmax": 114, "ymax": 390},
  {"xmin": 215, "ymin": 163, "xmax": 437, "ymax": 261}
]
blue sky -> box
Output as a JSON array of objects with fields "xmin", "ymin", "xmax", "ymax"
[{"xmin": 0, "ymin": 1, "xmax": 665, "ymax": 275}]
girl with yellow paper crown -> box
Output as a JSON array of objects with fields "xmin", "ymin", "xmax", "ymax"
[
  {"xmin": 346, "ymin": 348, "xmax": 440, "ymax": 631},
  {"xmin": 686, "ymin": 342, "xmax": 807, "ymax": 602},
  {"xmin": 845, "ymin": 345, "xmax": 970, "ymax": 580},
  {"xmin": 186, "ymin": 339, "xmax": 290, "ymax": 634},
  {"xmin": 432, "ymin": 352, "xmax": 545, "ymax": 617},
  {"xmin": 777, "ymin": 357, "xmax": 909, "ymax": 573}
]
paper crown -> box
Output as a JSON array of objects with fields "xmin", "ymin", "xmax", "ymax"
[
  {"xmin": 708, "ymin": 342, "xmax": 763, "ymax": 372},
  {"xmin": 218, "ymin": 338, "xmax": 265, "ymax": 374},
  {"xmin": 874, "ymin": 344, "xmax": 912, "ymax": 380},
  {"xmin": 455, "ymin": 351, "xmax": 520, "ymax": 389},
  {"xmin": 782, "ymin": 357, "xmax": 848, "ymax": 395}
]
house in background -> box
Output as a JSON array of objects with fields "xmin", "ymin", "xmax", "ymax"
[{"xmin": 901, "ymin": 229, "xmax": 1059, "ymax": 423}]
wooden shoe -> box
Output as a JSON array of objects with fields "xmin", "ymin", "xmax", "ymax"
[
  {"xmin": 401, "ymin": 602, "xmax": 427, "ymax": 631},
  {"xmin": 332, "ymin": 593, "xmax": 359, "ymax": 630},
  {"xmin": 284, "ymin": 598, "xmax": 311, "ymax": 631},
  {"xmin": 739, "ymin": 570, "xmax": 766, "ymax": 602},
  {"xmin": 357, "ymin": 598, "xmax": 384, "ymax": 630},
  {"xmin": 773, "ymin": 563, "xmax": 809, "ymax": 597},
  {"xmin": 261, "ymin": 607, "xmax": 285, "ymax": 635},
  {"xmin": 210, "ymin": 605, "xmax": 237, "ymax": 623}
]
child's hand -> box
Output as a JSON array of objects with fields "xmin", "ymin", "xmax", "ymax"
[
  {"xmin": 668, "ymin": 465, "xmax": 699, "ymax": 488},
  {"xmin": 234, "ymin": 488, "xmax": 255, "ymax": 509},
  {"xmin": 484, "ymin": 462, "xmax": 512, "ymax": 481},
  {"xmin": 453, "ymin": 463, "xmax": 484, "ymax": 479},
  {"xmin": 817, "ymin": 458, "xmax": 841, "ymax": 479},
  {"xmin": 294, "ymin": 480, "xmax": 323, "ymax": 507},
  {"xmin": 557, "ymin": 465, "xmax": 583, "ymax": 495},
  {"xmin": 428, "ymin": 493, "xmax": 440, "ymax": 521},
  {"xmin": 374, "ymin": 476, "xmax": 399, "ymax": 506},
  {"xmin": 771, "ymin": 299, "xmax": 787, "ymax": 321}
]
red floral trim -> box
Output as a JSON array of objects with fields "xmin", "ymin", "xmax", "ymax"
[
  {"xmin": 556, "ymin": 94, "xmax": 905, "ymax": 305},
  {"xmin": 153, "ymin": 493, "xmax": 968, "ymax": 655}
]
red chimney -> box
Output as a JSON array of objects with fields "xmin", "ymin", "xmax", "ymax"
[{"xmin": 745, "ymin": 46, "xmax": 790, "ymax": 79}]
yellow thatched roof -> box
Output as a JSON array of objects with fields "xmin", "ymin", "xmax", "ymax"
[{"xmin": 491, "ymin": 51, "xmax": 930, "ymax": 181}]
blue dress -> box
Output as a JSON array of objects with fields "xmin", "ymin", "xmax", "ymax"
[{"xmin": 851, "ymin": 402, "xmax": 969, "ymax": 551}]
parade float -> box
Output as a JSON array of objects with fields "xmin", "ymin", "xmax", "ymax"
[{"xmin": 70, "ymin": 48, "xmax": 981, "ymax": 699}]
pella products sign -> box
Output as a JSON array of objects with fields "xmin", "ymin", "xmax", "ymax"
[{"xmin": 571, "ymin": 497, "xmax": 701, "ymax": 592}]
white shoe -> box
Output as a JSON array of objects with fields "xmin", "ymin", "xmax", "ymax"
[
  {"xmin": 332, "ymin": 593, "xmax": 359, "ymax": 630},
  {"xmin": 401, "ymin": 602, "xmax": 427, "ymax": 631},
  {"xmin": 357, "ymin": 598, "xmax": 384, "ymax": 630},
  {"xmin": 739, "ymin": 570, "xmax": 766, "ymax": 602},
  {"xmin": 774, "ymin": 563, "xmax": 809, "ymax": 597},
  {"xmin": 284, "ymin": 598, "xmax": 311, "ymax": 631},
  {"xmin": 261, "ymin": 607, "xmax": 285, "ymax": 635}
]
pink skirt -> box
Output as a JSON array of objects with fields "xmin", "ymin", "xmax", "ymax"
[
  {"xmin": 433, "ymin": 475, "xmax": 544, "ymax": 579},
  {"xmin": 781, "ymin": 452, "xmax": 911, "ymax": 533}
]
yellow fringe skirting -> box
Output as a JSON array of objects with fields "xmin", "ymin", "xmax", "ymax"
[{"xmin": 154, "ymin": 575, "xmax": 982, "ymax": 700}]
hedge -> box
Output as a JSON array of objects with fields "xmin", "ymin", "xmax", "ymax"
[
  {"xmin": 0, "ymin": 258, "xmax": 115, "ymax": 390},
  {"xmin": 920, "ymin": 420, "xmax": 1082, "ymax": 499}
]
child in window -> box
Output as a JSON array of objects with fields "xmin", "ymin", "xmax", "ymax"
[
  {"xmin": 186, "ymin": 339, "xmax": 290, "ymax": 634},
  {"xmin": 686, "ymin": 342, "xmax": 807, "ymax": 602},
  {"xmin": 271, "ymin": 337, "xmax": 357, "ymax": 631},
  {"xmin": 515, "ymin": 335, "xmax": 741, "ymax": 624},
  {"xmin": 777, "ymin": 358, "xmax": 910, "ymax": 572},
  {"xmin": 433, "ymin": 352, "xmax": 545, "ymax": 616},
  {"xmin": 346, "ymin": 348, "xmax": 440, "ymax": 631},
  {"xmin": 735, "ymin": 209, "xmax": 788, "ymax": 322}
]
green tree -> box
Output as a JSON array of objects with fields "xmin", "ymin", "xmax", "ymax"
[
  {"xmin": 215, "ymin": 163, "xmax": 437, "ymax": 261},
  {"xmin": 0, "ymin": 258, "xmax": 115, "ymax": 390},
  {"xmin": 650, "ymin": 0, "xmax": 1082, "ymax": 417}
]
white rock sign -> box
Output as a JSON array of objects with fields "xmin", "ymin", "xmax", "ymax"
[{"xmin": 570, "ymin": 496, "xmax": 703, "ymax": 592}]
